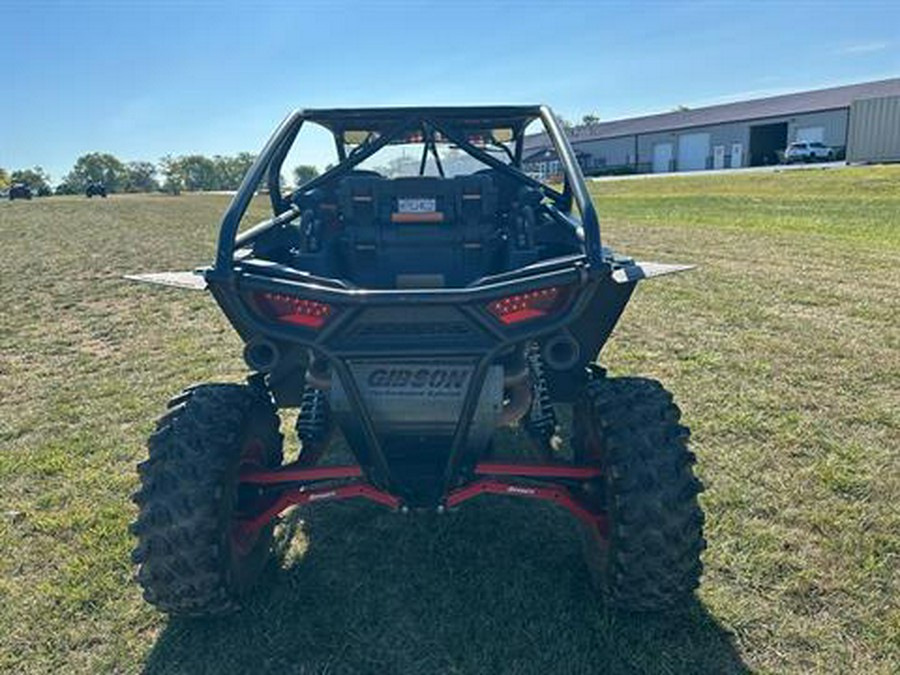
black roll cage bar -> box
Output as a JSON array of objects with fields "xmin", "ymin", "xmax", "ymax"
[{"xmin": 212, "ymin": 106, "xmax": 604, "ymax": 275}]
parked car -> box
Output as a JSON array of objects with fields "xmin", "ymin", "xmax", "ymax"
[
  {"xmin": 784, "ymin": 141, "xmax": 835, "ymax": 163},
  {"xmin": 86, "ymin": 181, "xmax": 108, "ymax": 198},
  {"xmin": 8, "ymin": 183, "xmax": 33, "ymax": 200}
]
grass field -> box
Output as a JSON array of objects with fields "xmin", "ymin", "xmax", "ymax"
[{"xmin": 1, "ymin": 165, "xmax": 898, "ymax": 674}]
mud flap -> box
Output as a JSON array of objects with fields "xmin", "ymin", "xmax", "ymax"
[
  {"xmin": 611, "ymin": 261, "xmax": 694, "ymax": 284},
  {"xmin": 123, "ymin": 271, "xmax": 208, "ymax": 290}
]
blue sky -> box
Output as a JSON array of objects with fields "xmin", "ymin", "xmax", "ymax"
[{"xmin": 2, "ymin": 0, "xmax": 898, "ymax": 183}]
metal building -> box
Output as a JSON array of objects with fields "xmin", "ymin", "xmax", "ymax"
[
  {"xmin": 846, "ymin": 95, "xmax": 900, "ymax": 163},
  {"xmin": 523, "ymin": 78, "xmax": 900, "ymax": 176}
]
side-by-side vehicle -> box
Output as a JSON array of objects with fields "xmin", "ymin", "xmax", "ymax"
[{"xmin": 128, "ymin": 105, "xmax": 705, "ymax": 616}]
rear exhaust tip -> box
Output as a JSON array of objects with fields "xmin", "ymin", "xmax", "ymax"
[
  {"xmin": 244, "ymin": 338, "xmax": 280, "ymax": 372},
  {"xmin": 543, "ymin": 332, "xmax": 581, "ymax": 371}
]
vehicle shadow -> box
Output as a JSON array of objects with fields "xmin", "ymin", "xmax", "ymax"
[{"xmin": 143, "ymin": 500, "xmax": 751, "ymax": 675}]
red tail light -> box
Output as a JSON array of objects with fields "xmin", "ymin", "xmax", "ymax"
[
  {"xmin": 253, "ymin": 292, "xmax": 333, "ymax": 329},
  {"xmin": 486, "ymin": 286, "xmax": 567, "ymax": 325}
]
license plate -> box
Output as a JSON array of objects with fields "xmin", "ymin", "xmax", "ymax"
[{"xmin": 397, "ymin": 197, "xmax": 436, "ymax": 213}]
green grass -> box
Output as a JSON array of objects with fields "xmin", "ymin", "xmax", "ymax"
[
  {"xmin": 594, "ymin": 166, "xmax": 900, "ymax": 247},
  {"xmin": 1, "ymin": 165, "xmax": 898, "ymax": 673}
]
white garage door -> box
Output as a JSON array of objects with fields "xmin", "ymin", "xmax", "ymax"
[
  {"xmin": 652, "ymin": 143, "xmax": 673, "ymax": 173},
  {"xmin": 796, "ymin": 126, "xmax": 824, "ymax": 143},
  {"xmin": 678, "ymin": 133, "xmax": 710, "ymax": 171}
]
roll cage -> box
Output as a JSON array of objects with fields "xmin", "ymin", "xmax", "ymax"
[{"xmin": 212, "ymin": 105, "xmax": 605, "ymax": 276}]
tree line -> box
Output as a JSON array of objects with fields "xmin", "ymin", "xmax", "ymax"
[
  {"xmin": 0, "ymin": 167, "xmax": 54, "ymax": 196},
  {"xmin": 1, "ymin": 153, "xmax": 321, "ymax": 196}
]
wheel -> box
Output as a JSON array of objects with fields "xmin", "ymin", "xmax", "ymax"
[
  {"xmin": 572, "ymin": 374, "xmax": 705, "ymax": 611},
  {"xmin": 130, "ymin": 383, "xmax": 283, "ymax": 616}
]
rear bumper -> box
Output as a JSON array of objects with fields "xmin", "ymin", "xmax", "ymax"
[
  {"xmin": 206, "ymin": 257, "xmax": 634, "ymax": 392},
  {"xmin": 207, "ymin": 257, "xmax": 634, "ymax": 501}
]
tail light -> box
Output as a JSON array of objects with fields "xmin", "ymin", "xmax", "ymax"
[
  {"xmin": 486, "ymin": 286, "xmax": 568, "ymax": 325},
  {"xmin": 253, "ymin": 292, "xmax": 333, "ymax": 329}
]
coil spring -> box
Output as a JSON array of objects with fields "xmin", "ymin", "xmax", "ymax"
[
  {"xmin": 523, "ymin": 343, "xmax": 560, "ymax": 452},
  {"xmin": 295, "ymin": 385, "xmax": 330, "ymax": 464}
]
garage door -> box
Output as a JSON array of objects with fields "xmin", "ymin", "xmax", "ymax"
[
  {"xmin": 652, "ymin": 143, "xmax": 673, "ymax": 173},
  {"xmin": 796, "ymin": 126, "xmax": 824, "ymax": 143},
  {"xmin": 677, "ymin": 133, "xmax": 710, "ymax": 171}
]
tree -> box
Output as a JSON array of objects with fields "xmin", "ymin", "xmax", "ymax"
[
  {"xmin": 581, "ymin": 113, "xmax": 601, "ymax": 125},
  {"xmin": 11, "ymin": 167, "xmax": 52, "ymax": 195},
  {"xmin": 55, "ymin": 181, "xmax": 80, "ymax": 195},
  {"xmin": 293, "ymin": 164, "xmax": 319, "ymax": 187},
  {"xmin": 556, "ymin": 115, "xmax": 575, "ymax": 131},
  {"xmin": 672, "ymin": 105, "xmax": 691, "ymax": 112},
  {"xmin": 124, "ymin": 161, "xmax": 159, "ymax": 193},
  {"xmin": 211, "ymin": 152, "xmax": 256, "ymax": 190},
  {"xmin": 159, "ymin": 155, "xmax": 183, "ymax": 194},
  {"xmin": 174, "ymin": 155, "xmax": 219, "ymax": 191},
  {"xmin": 62, "ymin": 153, "xmax": 127, "ymax": 193},
  {"xmin": 0, "ymin": 168, "xmax": 9, "ymax": 190}
]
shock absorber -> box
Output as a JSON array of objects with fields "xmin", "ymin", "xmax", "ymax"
[
  {"xmin": 295, "ymin": 385, "xmax": 331, "ymax": 466},
  {"xmin": 522, "ymin": 342, "xmax": 561, "ymax": 457}
]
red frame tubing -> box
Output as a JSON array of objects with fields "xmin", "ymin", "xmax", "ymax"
[
  {"xmin": 474, "ymin": 461, "xmax": 602, "ymax": 480},
  {"xmin": 239, "ymin": 463, "xmax": 363, "ymax": 485},
  {"xmin": 231, "ymin": 481, "xmax": 401, "ymax": 554},
  {"xmin": 446, "ymin": 478, "xmax": 608, "ymax": 537},
  {"xmin": 232, "ymin": 463, "xmax": 607, "ymax": 555}
]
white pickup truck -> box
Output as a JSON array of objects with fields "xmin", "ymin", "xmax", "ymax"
[{"xmin": 784, "ymin": 141, "xmax": 836, "ymax": 163}]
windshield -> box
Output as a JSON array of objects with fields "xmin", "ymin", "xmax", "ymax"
[
  {"xmin": 344, "ymin": 127, "xmax": 515, "ymax": 178},
  {"xmin": 278, "ymin": 115, "xmax": 566, "ymax": 208},
  {"xmin": 353, "ymin": 142, "xmax": 513, "ymax": 177}
]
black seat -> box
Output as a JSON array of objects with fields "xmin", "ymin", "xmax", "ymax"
[{"xmin": 337, "ymin": 175, "xmax": 503, "ymax": 288}]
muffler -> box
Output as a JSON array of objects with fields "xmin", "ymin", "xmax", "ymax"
[
  {"xmin": 542, "ymin": 331, "xmax": 581, "ymax": 371},
  {"xmin": 243, "ymin": 338, "xmax": 280, "ymax": 372}
]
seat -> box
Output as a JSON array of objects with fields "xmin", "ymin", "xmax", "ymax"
[{"xmin": 337, "ymin": 175, "xmax": 502, "ymax": 288}]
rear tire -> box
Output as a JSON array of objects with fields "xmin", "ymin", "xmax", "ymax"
[
  {"xmin": 573, "ymin": 375, "xmax": 705, "ymax": 611},
  {"xmin": 130, "ymin": 383, "xmax": 283, "ymax": 616}
]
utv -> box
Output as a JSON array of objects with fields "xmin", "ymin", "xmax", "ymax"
[
  {"xmin": 129, "ymin": 106, "xmax": 705, "ymax": 617},
  {"xmin": 8, "ymin": 183, "xmax": 32, "ymax": 200},
  {"xmin": 86, "ymin": 181, "xmax": 108, "ymax": 198}
]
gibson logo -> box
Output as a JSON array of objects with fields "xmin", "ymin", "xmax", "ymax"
[{"xmin": 367, "ymin": 368, "xmax": 469, "ymax": 390}]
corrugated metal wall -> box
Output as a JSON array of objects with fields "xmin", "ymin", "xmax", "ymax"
[
  {"xmin": 847, "ymin": 96, "xmax": 900, "ymax": 162},
  {"xmin": 574, "ymin": 136, "xmax": 635, "ymax": 170},
  {"xmin": 572, "ymin": 110, "xmax": 850, "ymax": 173},
  {"xmin": 786, "ymin": 110, "xmax": 849, "ymax": 147}
]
